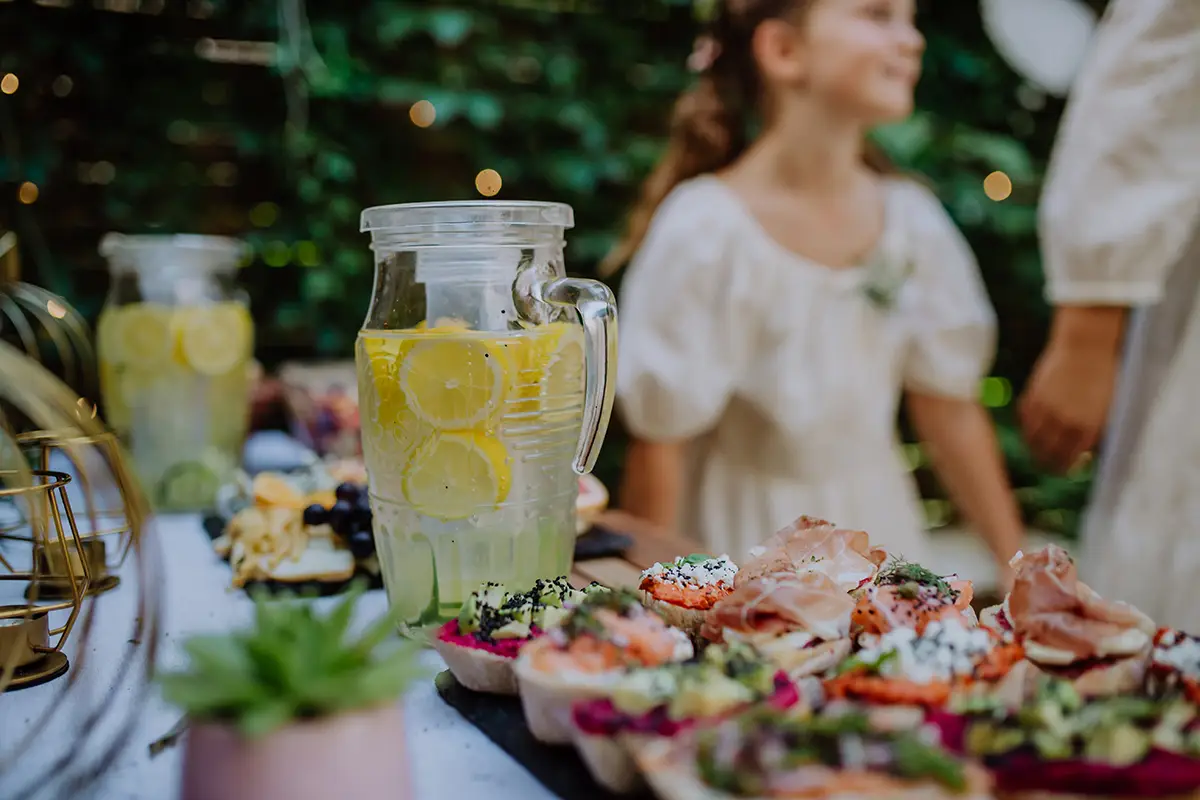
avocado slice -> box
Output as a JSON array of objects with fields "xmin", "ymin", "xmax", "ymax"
[
  {"xmin": 536, "ymin": 604, "xmax": 570, "ymax": 630},
  {"xmin": 457, "ymin": 582, "xmax": 510, "ymax": 634},
  {"xmin": 457, "ymin": 592, "xmax": 483, "ymax": 635},
  {"xmin": 1084, "ymin": 723, "xmax": 1151, "ymax": 767},
  {"xmin": 491, "ymin": 618, "xmax": 532, "ymax": 640}
]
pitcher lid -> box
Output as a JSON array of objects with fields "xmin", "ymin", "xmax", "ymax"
[{"xmin": 360, "ymin": 201, "xmax": 574, "ymax": 234}]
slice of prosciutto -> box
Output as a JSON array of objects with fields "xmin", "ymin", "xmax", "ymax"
[
  {"xmin": 702, "ymin": 570, "xmax": 856, "ymax": 643},
  {"xmin": 1005, "ymin": 545, "xmax": 1155, "ymax": 663},
  {"xmin": 737, "ymin": 515, "xmax": 889, "ymax": 593}
]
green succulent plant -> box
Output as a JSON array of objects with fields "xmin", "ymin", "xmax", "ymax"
[{"xmin": 158, "ymin": 582, "xmax": 426, "ymax": 738}]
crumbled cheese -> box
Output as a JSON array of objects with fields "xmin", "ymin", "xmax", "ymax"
[
  {"xmin": 857, "ymin": 620, "xmax": 994, "ymax": 684},
  {"xmin": 1155, "ymin": 630, "xmax": 1200, "ymax": 678},
  {"xmin": 641, "ymin": 555, "xmax": 738, "ymax": 588}
]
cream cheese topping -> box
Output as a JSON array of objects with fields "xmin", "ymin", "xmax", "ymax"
[{"xmin": 641, "ymin": 555, "xmax": 738, "ymax": 588}]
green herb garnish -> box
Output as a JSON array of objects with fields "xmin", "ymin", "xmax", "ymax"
[
  {"xmin": 158, "ymin": 582, "xmax": 426, "ymax": 739},
  {"xmin": 875, "ymin": 555, "xmax": 959, "ymax": 600},
  {"xmin": 892, "ymin": 734, "xmax": 968, "ymax": 791},
  {"xmin": 834, "ymin": 648, "xmax": 900, "ymax": 677}
]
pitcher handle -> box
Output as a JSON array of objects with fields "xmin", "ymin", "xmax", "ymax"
[{"xmin": 538, "ymin": 277, "xmax": 618, "ymax": 474}]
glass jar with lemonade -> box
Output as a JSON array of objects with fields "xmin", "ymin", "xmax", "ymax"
[
  {"xmin": 357, "ymin": 201, "xmax": 617, "ymax": 630},
  {"xmin": 96, "ymin": 234, "xmax": 253, "ymax": 512}
]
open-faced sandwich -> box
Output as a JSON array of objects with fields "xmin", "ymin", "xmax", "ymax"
[
  {"xmin": 854, "ymin": 557, "xmax": 978, "ymax": 639},
  {"xmin": 514, "ymin": 588, "xmax": 694, "ymax": 744},
  {"xmin": 701, "ymin": 570, "xmax": 855, "ymax": 679},
  {"xmin": 432, "ymin": 577, "xmax": 607, "ymax": 695},
  {"xmin": 738, "ymin": 515, "xmax": 889, "ymax": 593},
  {"xmin": 640, "ymin": 554, "xmax": 739, "ymax": 637},
  {"xmin": 824, "ymin": 618, "xmax": 1029, "ymax": 711},
  {"xmin": 981, "ymin": 547, "xmax": 1156, "ymax": 697},
  {"xmin": 931, "ymin": 676, "xmax": 1200, "ymax": 799},
  {"xmin": 636, "ymin": 704, "xmax": 993, "ymax": 799},
  {"xmin": 570, "ymin": 642, "xmax": 802, "ymax": 794},
  {"xmin": 1148, "ymin": 629, "xmax": 1200, "ymax": 705}
]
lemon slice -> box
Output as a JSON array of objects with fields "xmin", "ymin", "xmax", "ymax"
[
  {"xmin": 358, "ymin": 335, "xmax": 431, "ymax": 480},
  {"xmin": 101, "ymin": 304, "xmax": 175, "ymax": 370},
  {"xmin": 401, "ymin": 431, "xmax": 511, "ymax": 520},
  {"xmin": 176, "ymin": 303, "xmax": 253, "ymax": 376},
  {"xmin": 541, "ymin": 323, "xmax": 586, "ymax": 402},
  {"xmin": 399, "ymin": 336, "xmax": 507, "ymax": 429}
]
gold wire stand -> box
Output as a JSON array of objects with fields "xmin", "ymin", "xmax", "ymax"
[
  {"xmin": 0, "ymin": 469, "xmax": 91, "ymax": 691},
  {"xmin": 14, "ymin": 429, "xmax": 140, "ymax": 596},
  {"xmin": 0, "ymin": 333, "xmax": 161, "ymax": 800}
]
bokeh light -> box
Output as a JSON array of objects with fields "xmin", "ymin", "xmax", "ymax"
[
  {"xmin": 0, "ymin": 74, "xmax": 17, "ymax": 95},
  {"xmin": 983, "ymin": 171, "xmax": 1013, "ymax": 202},
  {"xmin": 980, "ymin": 375, "xmax": 1013, "ymax": 408},
  {"xmin": 250, "ymin": 202, "xmax": 279, "ymax": 228},
  {"xmin": 18, "ymin": 181, "xmax": 38, "ymax": 204},
  {"xmin": 91, "ymin": 161, "xmax": 116, "ymax": 185},
  {"xmin": 409, "ymin": 100, "xmax": 436, "ymax": 128},
  {"xmin": 46, "ymin": 299, "xmax": 67, "ymax": 319},
  {"xmin": 475, "ymin": 169, "xmax": 502, "ymax": 197}
]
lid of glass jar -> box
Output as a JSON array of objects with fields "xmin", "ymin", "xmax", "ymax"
[
  {"xmin": 99, "ymin": 234, "xmax": 245, "ymax": 271},
  {"xmin": 360, "ymin": 201, "xmax": 574, "ymax": 236}
]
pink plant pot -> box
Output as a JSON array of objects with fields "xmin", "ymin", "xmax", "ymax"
[{"xmin": 180, "ymin": 703, "xmax": 412, "ymax": 800}]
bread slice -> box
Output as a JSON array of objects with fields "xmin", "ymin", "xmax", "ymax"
[
  {"xmin": 953, "ymin": 657, "xmax": 1038, "ymax": 711},
  {"xmin": 633, "ymin": 736, "xmax": 993, "ymax": 800},
  {"xmin": 642, "ymin": 594, "xmax": 707, "ymax": 639},
  {"xmin": 1030, "ymin": 648, "xmax": 1150, "ymax": 697},
  {"xmin": 513, "ymin": 638, "xmax": 619, "ymax": 745},
  {"xmin": 571, "ymin": 730, "xmax": 645, "ymax": 795},
  {"xmin": 430, "ymin": 635, "xmax": 519, "ymax": 696},
  {"xmin": 743, "ymin": 634, "xmax": 850, "ymax": 679}
]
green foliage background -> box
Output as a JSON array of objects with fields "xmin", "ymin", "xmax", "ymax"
[{"xmin": 0, "ymin": 0, "xmax": 1101, "ymax": 535}]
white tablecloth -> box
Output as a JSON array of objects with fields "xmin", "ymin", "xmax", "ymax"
[{"xmin": 1, "ymin": 514, "xmax": 553, "ymax": 800}]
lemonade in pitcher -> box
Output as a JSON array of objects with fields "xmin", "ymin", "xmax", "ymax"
[
  {"xmin": 96, "ymin": 235, "xmax": 253, "ymax": 511},
  {"xmin": 356, "ymin": 202, "xmax": 617, "ymax": 628}
]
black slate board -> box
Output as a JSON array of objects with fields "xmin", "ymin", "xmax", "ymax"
[
  {"xmin": 435, "ymin": 671, "xmax": 654, "ymax": 800},
  {"xmin": 574, "ymin": 525, "xmax": 633, "ymax": 561}
]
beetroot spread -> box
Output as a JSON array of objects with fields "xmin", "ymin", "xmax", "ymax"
[
  {"xmin": 437, "ymin": 620, "xmax": 539, "ymax": 659},
  {"xmin": 572, "ymin": 672, "xmax": 798, "ymax": 737},
  {"xmin": 927, "ymin": 711, "xmax": 1200, "ymax": 797}
]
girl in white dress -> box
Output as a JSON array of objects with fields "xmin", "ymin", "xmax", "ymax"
[{"xmin": 608, "ymin": 0, "xmax": 1025, "ymax": 579}]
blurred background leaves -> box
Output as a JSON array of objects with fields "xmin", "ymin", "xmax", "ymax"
[{"xmin": 0, "ymin": 0, "xmax": 1099, "ymax": 535}]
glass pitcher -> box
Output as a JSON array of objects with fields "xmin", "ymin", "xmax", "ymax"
[
  {"xmin": 357, "ymin": 201, "xmax": 617, "ymax": 628},
  {"xmin": 96, "ymin": 234, "xmax": 253, "ymax": 512}
]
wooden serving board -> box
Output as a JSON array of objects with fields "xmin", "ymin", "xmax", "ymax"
[{"xmin": 569, "ymin": 510, "xmax": 700, "ymax": 589}]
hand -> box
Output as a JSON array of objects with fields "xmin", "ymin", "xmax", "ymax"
[{"xmin": 1019, "ymin": 307, "xmax": 1125, "ymax": 473}]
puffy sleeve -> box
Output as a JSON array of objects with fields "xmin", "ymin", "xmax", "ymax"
[
  {"xmin": 900, "ymin": 182, "xmax": 998, "ymax": 399},
  {"xmin": 616, "ymin": 182, "xmax": 749, "ymax": 441},
  {"xmin": 1040, "ymin": 0, "xmax": 1200, "ymax": 305}
]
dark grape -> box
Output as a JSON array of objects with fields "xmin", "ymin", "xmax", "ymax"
[
  {"xmin": 353, "ymin": 503, "xmax": 373, "ymax": 528},
  {"xmin": 347, "ymin": 528, "xmax": 376, "ymax": 559},
  {"xmin": 327, "ymin": 500, "xmax": 354, "ymax": 536},
  {"xmin": 301, "ymin": 504, "xmax": 328, "ymax": 527},
  {"xmin": 334, "ymin": 482, "xmax": 361, "ymax": 503}
]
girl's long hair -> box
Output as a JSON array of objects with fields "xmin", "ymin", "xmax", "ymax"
[{"xmin": 600, "ymin": 0, "xmax": 895, "ymax": 276}]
